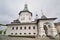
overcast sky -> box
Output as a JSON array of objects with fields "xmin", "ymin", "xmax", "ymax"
[{"xmin": 0, "ymin": 0, "xmax": 60, "ymax": 24}]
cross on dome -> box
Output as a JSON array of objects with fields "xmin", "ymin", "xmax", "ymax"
[{"xmin": 23, "ymin": 4, "xmax": 28, "ymax": 11}]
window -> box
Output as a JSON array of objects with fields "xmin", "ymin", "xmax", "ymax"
[
  {"xmin": 16, "ymin": 27, "xmax": 18, "ymax": 30},
  {"xmin": 24, "ymin": 33, "xmax": 26, "ymax": 34},
  {"xmin": 12, "ymin": 27, "xmax": 14, "ymax": 30},
  {"xmin": 48, "ymin": 25, "xmax": 51, "ymax": 28},
  {"xmin": 24, "ymin": 27, "xmax": 26, "ymax": 29},
  {"xmin": 15, "ymin": 33, "xmax": 17, "ymax": 35},
  {"xmin": 11, "ymin": 33, "xmax": 13, "ymax": 35},
  {"xmin": 29, "ymin": 33, "xmax": 31, "ymax": 34},
  {"xmin": 33, "ymin": 26, "xmax": 35, "ymax": 29},
  {"xmin": 20, "ymin": 33, "xmax": 22, "ymax": 35},
  {"xmin": 29, "ymin": 26, "xmax": 31, "ymax": 29},
  {"xmin": 33, "ymin": 33, "xmax": 36, "ymax": 35},
  {"xmin": 20, "ymin": 27, "xmax": 22, "ymax": 29}
]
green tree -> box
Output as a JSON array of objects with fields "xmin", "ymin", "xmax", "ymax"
[{"xmin": 0, "ymin": 30, "xmax": 2, "ymax": 34}]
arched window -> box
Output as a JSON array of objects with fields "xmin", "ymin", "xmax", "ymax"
[
  {"xmin": 48, "ymin": 25, "xmax": 51, "ymax": 28},
  {"xmin": 15, "ymin": 33, "xmax": 17, "ymax": 35},
  {"xmin": 20, "ymin": 27, "xmax": 22, "ymax": 29},
  {"xmin": 33, "ymin": 33, "xmax": 36, "ymax": 35},
  {"xmin": 29, "ymin": 26, "xmax": 31, "ymax": 29},
  {"xmin": 20, "ymin": 33, "xmax": 22, "ymax": 35},
  {"xmin": 24, "ymin": 33, "xmax": 26, "ymax": 34},
  {"xmin": 11, "ymin": 33, "xmax": 13, "ymax": 35},
  {"xmin": 12, "ymin": 27, "xmax": 14, "ymax": 30},
  {"xmin": 29, "ymin": 33, "xmax": 31, "ymax": 34},
  {"xmin": 33, "ymin": 26, "xmax": 35, "ymax": 29},
  {"xmin": 24, "ymin": 27, "xmax": 26, "ymax": 29},
  {"xmin": 43, "ymin": 22, "xmax": 52, "ymax": 28}
]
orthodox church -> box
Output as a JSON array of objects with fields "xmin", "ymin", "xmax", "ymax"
[{"xmin": 6, "ymin": 4, "xmax": 58, "ymax": 37}]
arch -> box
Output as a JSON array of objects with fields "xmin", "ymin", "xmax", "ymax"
[{"xmin": 43, "ymin": 22, "xmax": 52, "ymax": 36}]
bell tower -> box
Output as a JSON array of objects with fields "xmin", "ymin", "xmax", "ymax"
[{"xmin": 19, "ymin": 4, "xmax": 32, "ymax": 23}]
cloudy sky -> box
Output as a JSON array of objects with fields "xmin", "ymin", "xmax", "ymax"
[{"xmin": 0, "ymin": 0, "xmax": 60, "ymax": 24}]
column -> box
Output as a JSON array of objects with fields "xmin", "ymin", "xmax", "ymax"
[
  {"xmin": 51, "ymin": 23, "xmax": 58, "ymax": 37},
  {"xmin": 39, "ymin": 25, "xmax": 46, "ymax": 37}
]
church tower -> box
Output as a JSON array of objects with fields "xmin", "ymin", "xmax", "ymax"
[{"xmin": 19, "ymin": 4, "xmax": 32, "ymax": 23}]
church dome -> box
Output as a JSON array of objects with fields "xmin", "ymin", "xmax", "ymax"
[{"xmin": 19, "ymin": 4, "xmax": 32, "ymax": 16}]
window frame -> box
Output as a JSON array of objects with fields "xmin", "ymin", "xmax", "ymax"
[
  {"xmin": 33, "ymin": 26, "xmax": 35, "ymax": 29},
  {"xmin": 20, "ymin": 27, "xmax": 22, "ymax": 30}
]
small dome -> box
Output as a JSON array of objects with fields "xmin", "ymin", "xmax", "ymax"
[
  {"xmin": 41, "ymin": 15, "xmax": 47, "ymax": 19},
  {"xmin": 19, "ymin": 4, "xmax": 32, "ymax": 16}
]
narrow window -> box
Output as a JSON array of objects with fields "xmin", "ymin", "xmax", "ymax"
[
  {"xmin": 29, "ymin": 33, "xmax": 31, "ymax": 34},
  {"xmin": 16, "ymin": 27, "xmax": 18, "ymax": 30},
  {"xmin": 33, "ymin": 33, "xmax": 36, "ymax": 35},
  {"xmin": 33, "ymin": 26, "xmax": 35, "ymax": 29},
  {"xmin": 20, "ymin": 27, "xmax": 22, "ymax": 29},
  {"xmin": 24, "ymin": 33, "xmax": 26, "ymax": 34},
  {"xmin": 20, "ymin": 33, "xmax": 22, "ymax": 35},
  {"xmin": 12, "ymin": 27, "xmax": 14, "ymax": 30},
  {"xmin": 11, "ymin": 33, "xmax": 13, "ymax": 35},
  {"xmin": 15, "ymin": 33, "xmax": 17, "ymax": 35},
  {"xmin": 24, "ymin": 27, "xmax": 26, "ymax": 29},
  {"xmin": 48, "ymin": 25, "xmax": 51, "ymax": 28},
  {"xmin": 29, "ymin": 26, "xmax": 31, "ymax": 29}
]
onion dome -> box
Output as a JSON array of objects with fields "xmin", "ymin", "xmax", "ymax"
[{"xmin": 19, "ymin": 4, "xmax": 32, "ymax": 16}]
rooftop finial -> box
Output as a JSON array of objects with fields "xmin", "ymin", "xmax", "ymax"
[
  {"xmin": 41, "ymin": 10, "xmax": 47, "ymax": 19},
  {"xmin": 41, "ymin": 10, "xmax": 44, "ymax": 16},
  {"xmin": 35, "ymin": 11, "xmax": 38, "ymax": 20},
  {"xmin": 23, "ymin": 4, "xmax": 28, "ymax": 11}
]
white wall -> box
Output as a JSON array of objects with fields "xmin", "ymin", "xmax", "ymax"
[
  {"xmin": 38, "ymin": 20, "xmax": 58, "ymax": 37},
  {"xmin": 6, "ymin": 24, "xmax": 37, "ymax": 36},
  {"xmin": 19, "ymin": 12, "xmax": 32, "ymax": 23}
]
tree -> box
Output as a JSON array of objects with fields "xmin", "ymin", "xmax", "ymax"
[{"xmin": 0, "ymin": 30, "xmax": 2, "ymax": 34}]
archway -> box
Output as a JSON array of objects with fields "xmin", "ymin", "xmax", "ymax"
[{"xmin": 43, "ymin": 22, "xmax": 52, "ymax": 36}]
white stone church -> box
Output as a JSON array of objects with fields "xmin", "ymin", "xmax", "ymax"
[{"xmin": 6, "ymin": 4, "xmax": 58, "ymax": 37}]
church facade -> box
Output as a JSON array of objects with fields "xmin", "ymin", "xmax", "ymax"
[{"xmin": 6, "ymin": 4, "xmax": 58, "ymax": 37}]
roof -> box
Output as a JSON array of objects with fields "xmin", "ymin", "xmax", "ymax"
[
  {"xmin": 19, "ymin": 10, "xmax": 32, "ymax": 16},
  {"xmin": 38, "ymin": 18, "xmax": 57, "ymax": 20},
  {"xmin": 54, "ymin": 22, "xmax": 60, "ymax": 26},
  {"xmin": 19, "ymin": 4, "xmax": 32, "ymax": 16},
  {"xmin": 6, "ymin": 18, "xmax": 57, "ymax": 26},
  {"xmin": 41, "ymin": 15, "xmax": 47, "ymax": 19},
  {"xmin": 6, "ymin": 19, "xmax": 37, "ymax": 26},
  {"xmin": 11, "ymin": 19, "xmax": 20, "ymax": 24},
  {"xmin": 6, "ymin": 22, "xmax": 37, "ymax": 26}
]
